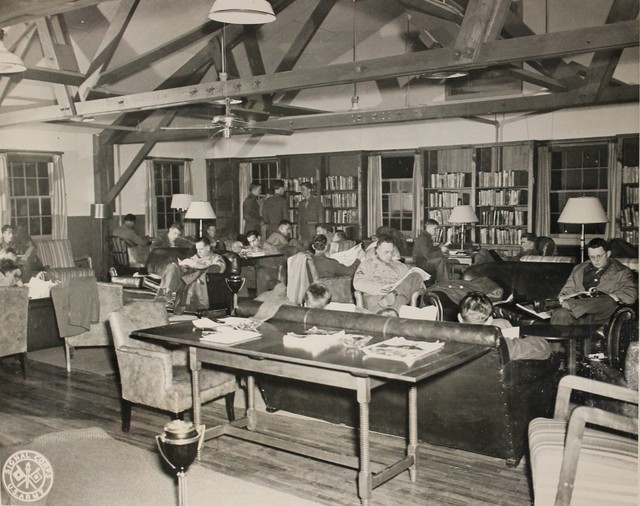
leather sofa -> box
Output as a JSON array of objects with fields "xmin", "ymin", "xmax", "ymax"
[
  {"xmin": 110, "ymin": 247, "xmax": 242, "ymax": 313},
  {"xmin": 237, "ymin": 299, "xmax": 562, "ymax": 466}
]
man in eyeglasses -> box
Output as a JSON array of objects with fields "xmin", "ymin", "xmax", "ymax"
[{"xmin": 550, "ymin": 238, "xmax": 637, "ymax": 325}]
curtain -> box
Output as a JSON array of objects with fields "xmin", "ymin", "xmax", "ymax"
[
  {"xmin": 0, "ymin": 153, "xmax": 10, "ymax": 228},
  {"xmin": 238, "ymin": 162, "xmax": 252, "ymax": 230},
  {"xmin": 367, "ymin": 155, "xmax": 382, "ymax": 238},
  {"xmin": 535, "ymin": 144, "xmax": 551, "ymax": 237},
  {"xmin": 182, "ymin": 160, "xmax": 196, "ymax": 237},
  {"xmin": 144, "ymin": 159, "xmax": 157, "ymax": 237},
  {"xmin": 412, "ymin": 152, "xmax": 423, "ymax": 238},
  {"xmin": 49, "ymin": 155, "xmax": 67, "ymax": 239},
  {"xmin": 607, "ymin": 140, "xmax": 621, "ymax": 240}
]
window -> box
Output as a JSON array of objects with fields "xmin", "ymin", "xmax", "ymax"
[
  {"xmin": 154, "ymin": 159, "xmax": 185, "ymax": 230},
  {"xmin": 251, "ymin": 160, "xmax": 279, "ymax": 192},
  {"xmin": 8, "ymin": 154, "xmax": 53, "ymax": 236},
  {"xmin": 381, "ymin": 155, "xmax": 414, "ymax": 235},
  {"xmin": 550, "ymin": 143, "xmax": 609, "ymax": 235}
]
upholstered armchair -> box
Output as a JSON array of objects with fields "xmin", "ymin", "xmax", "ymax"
[
  {"xmin": 306, "ymin": 255, "xmax": 355, "ymax": 303},
  {"xmin": 108, "ymin": 300, "xmax": 237, "ymax": 432},
  {"xmin": 62, "ymin": 282, "xmax": 124, "ymax": 373},
  {"xmin": 0, "ymin": 287, "xmax": 29, "ymax": 378},
  {"xmin": 33, "ymin": 238, "xmax": 94, "ymax": 283},
  {"xmin": 528, "ymin": 372, "xmax": 638, "ymax": 505}
]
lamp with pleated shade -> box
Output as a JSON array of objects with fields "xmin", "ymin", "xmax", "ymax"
[
  {"xmin": 208, "ymin": 0, "xmax": 275, "ymax": 24},
  {"xmin": 185, "ymin": 201, "xmax": 216, "ymax": 237},
  {"xmin": 448, "ymin": 205, "xmax": 479, "ymax": 251},
  {"xmin": 558, "ymin": 197, "xmax": 607, "ymax": 262}
]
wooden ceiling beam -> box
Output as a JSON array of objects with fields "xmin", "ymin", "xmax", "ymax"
[
  {"xmin": 116, "ymin": 85, "xmax": 639, "ymax": 144},
  {"xmin": 0, "ymin": 20, "xmax": 637, "ymax": 128},
  {"xmin": 0, "ymin": 24, "xmax": 37, "ymax": 105},
  {"xmin": 0, "ymin": 0, "xmax": 107, "ymax": 28},
  {"xmin": 454, "ymin": 0, "xmax": 511, "ymax": 62},
  {"xmin": 78, "ymin": 0, "xmax": 140, "ymax": 100},
  {"xmin": 501, "ymin": 65, "xmax": 568, "ymax": 92}
]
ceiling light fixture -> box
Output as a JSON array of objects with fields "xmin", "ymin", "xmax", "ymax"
[
  {"xmin": 0, "ymin": 30, "xmax": 26, "ymax": 74},
  {"xmin": 423, "ymin": 71, "xmax": 468, "ymax": 80},
  {"xmin": 208, "ymin": 0, "xmax": 275, "ymax": 25}
]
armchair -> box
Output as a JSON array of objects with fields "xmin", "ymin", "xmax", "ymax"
[
  {"xmin": 108, "ymin": 301, "xmax": 237, "ymax": 432},
  {"xmin": 106, "ymin": 235, "xmax": 146, "ymax": 268},
  {"xmin": 354, "ymin": 289, "xmax": 421, "ymax": 311},
  {"xmin": 62, "ymin": 282, "xmax": 124, "ymax": 373},
  {"xmin": 33, "ymin": 238, "xmax": 94, "ymax": 283},
  {"xmin": 0, "ymin": 287, "xmax": 29, "ymax": 378},
  {"xmin": 528, "ymin": 374, "xmax": 638, "ymax": 505}
]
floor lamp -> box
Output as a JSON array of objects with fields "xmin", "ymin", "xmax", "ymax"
[
  {"xmin": 185, "ymin": 201, "xmax": 216, "ymax": 238},
  {"xmin": 558, "ymin": 197, "xmax": 608, "ymax": 263},
  {"xmin": 448, "ymin": 205, "xmax": 479, "ymax": 252},
  {"xmin": 171, "ymin": 194, "xmax": 193, "ymax": 224}
]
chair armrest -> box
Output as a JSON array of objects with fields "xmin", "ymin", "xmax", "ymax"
[
  {"xmin": 74, "ymin": 254, "xmax": 93, "ymax": 269},
  {"xmin": 116, "ymin": 345, "xmax": 173, "ymax": 391},
  {"xmin": 555, "ymin": 405, "xmax": 638, "ymax": 506},
  {"xmin": 354, "ymin": 290, "xmax": 364, "ymax": 309},
  {"xmin": 554, "ymin": 374, "xmax": 639, "ymax": 420},
  {"xmin": 606, "ymin": 304, "xmax": 638, "ymax": 371}
]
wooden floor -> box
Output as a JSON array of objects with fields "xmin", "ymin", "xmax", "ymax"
[{"xmin": 0, "ymin": 358, "xmax": 534, "ymax": 506}]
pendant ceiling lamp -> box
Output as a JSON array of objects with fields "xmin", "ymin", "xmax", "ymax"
[
  {"xmin": 0, "ymin": 31, "xmax": 25, "ymax": 74},
  {"xmin": 208, "ymin": 0, "xmax": 276, "ymax": 25}
]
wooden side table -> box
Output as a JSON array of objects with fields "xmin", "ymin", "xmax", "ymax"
[{"xmin": 28, "ymin": 297, "xmax": 61, "ymax": 351}]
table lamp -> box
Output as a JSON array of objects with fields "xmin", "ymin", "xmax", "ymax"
[
  {"xmin": 171, "ymin": 194, "xmax": 193, "ymax": 224},
  {"xmin": 558, "ymin": 196, "xmax": 607, "ymax": 262},
  {"xmin": 185, "ymin": 201, "xmax": 216, "ymax": 237},
  {"xmin": 448, "ymin": 205, "xmax": 479, "ymax": 251}
]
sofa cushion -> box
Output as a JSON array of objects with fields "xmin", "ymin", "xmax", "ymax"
[{"xmin": 520, "ymin": 255, "xmax": 575, "ymax": 263}]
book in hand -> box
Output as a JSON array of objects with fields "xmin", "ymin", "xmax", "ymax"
[
  {"xmin": 361, "ymin": 337, "xmax": 444, "ymax": 366},
  {"xmin": 515, "ymin": 303, "xmax": 551, "ymax": 320},
  {"xmin": 561, "ymin": 287, "xmax": 604, "ymax": 300},
  {"xmin": 388, "ymin": 267, "xmax": 431, "ymax": 292}
]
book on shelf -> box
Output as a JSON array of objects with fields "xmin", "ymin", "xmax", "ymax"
[
  {"xmin": 622, "ymin": 166, "xmax": 639, "ymax": 184},
  {"xmin": 361, "ymin": 337, "xmax": 444, "ymax": 365},
  {"xmin": 477, "ymin": 169, "xmax": 527, "ymax": 187}
]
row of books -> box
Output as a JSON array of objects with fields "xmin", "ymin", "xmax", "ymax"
[
  {"xmin": 427, "ymin": 191, "xmax": 468, "ymax": 208},
  {"xmin": 320, "ymin": 192, "xmax": 357, "ymax": 208},
  {"xmin": 429, "ymin": 172, "xmax": 470, "ymax": 188},
  {"xmin": 478, "ymin": 209, "xmax": 527, "ymax": 226},
  {"xmin": 622, "ymin": 229, "xmax": 638, "ymax": 245},
  {"xmin": 324, "ymin": 209, "xmax": 359, "ymax": 224},
  {"xmin": 477, "ymin": 170, "xmax": 528, "ymax": 188},
  {"xmin": 623, "ymin": 185, "xmax": 639, "ymax": 204},
  {"xmin": 427, "ymin": 209, "xmax": 452, "ymax": 224},
  {"xmin": 477, "ymin": 189, "xmax": 527, "ymax": 206},
  {"xmin": 622, "ymin": 166, "xmax": 639, "ymax": 184},
  {"xmin": 324, "ymin": 175, "xmax": 357, "ymax": 190},
  {"xmin": 284, "ymin": 177, "xmax": 316, "ymax": 192},
  {"xmin": 620, "ymin": 207, "xmax": 639, "ymax": 227},
  {"xmin": 288, "ymin": 194, "xmax": 304, "ymax": 207},
  {"xmin": 478, "ymin": 227, "xmax": 524, "ymax": 245}
]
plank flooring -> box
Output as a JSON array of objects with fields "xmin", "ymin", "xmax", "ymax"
[{"xmin": 0, "ymin": 358, "xmax": 534, "ymax": 505}]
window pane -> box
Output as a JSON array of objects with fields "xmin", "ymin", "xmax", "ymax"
[
  {"xmin": 565, "ymin": 169, "xmax": 581, "ymax": 189},
  {"xmin": 25, "ymin": 163, "xmax": 37, "ymax": 178},
  {"xmin": 11, "ymin": 163, "xmax": 25, "ymax": 178},
  {"xmin": 29, "ymin": 217, "xmax": 41, "ymax": 236},
  {"xmin": 565, "ymin": 150, "xmax": 582, "ymax": 168},
  {"xmin": 37, "ymin": 163, "xmax": 48, "ymax": 178},
  {"xmin": 14, "ymin": 200, "xmax": 27, "ymax": 216},
  {"xmin": 26, "ymin": 178, "xmax": 38, "ymax": 196},
  {"xmin": 38, "ymin": 178, "xmax": 49, "ymax": 195},
  {"xmin": 41, "ymin": 216, "xmax": 52, "ymax": 235},
  {"xmin": 41, "ymin": 199, "xmax": 51, "ymax": 216},
  {"xmin": 13, "ymin": 179, "xmax": 25, "ymax": 196},
  {"xmin": 28, "ymin": 198, "xmax": 39, "ymax": 216}
]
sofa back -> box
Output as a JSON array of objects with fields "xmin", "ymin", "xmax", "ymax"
[
  {"xmin": 33, "ymin": 238, "xmax": 75, "ymax": 268},
  {"xmin": 463, "ymin": 261, "xmax": 575, "ymax": 301}
]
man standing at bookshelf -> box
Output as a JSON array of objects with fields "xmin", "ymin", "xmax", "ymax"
[
  {"xmin": 297, "ymin": 181, "xmax": 324, "ymax": 248},
  {"xmin": 262, "ymin": 180, "xmax": 288, "ymax": 238},
  {"xmin": 243, "ymin": 182, "xmax": 263, "ymax": 234},
  {"xmin": 549, "ymin": 238, "xmax": 637, "ymax": 325},
  {"xmin": 412, "ymin": 219, "xmax": 450, "ymax": 282}
]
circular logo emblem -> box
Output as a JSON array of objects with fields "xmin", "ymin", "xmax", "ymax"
[{"xmin": 2, "ymin": 450, "xmax": 54, "ymax": 503}]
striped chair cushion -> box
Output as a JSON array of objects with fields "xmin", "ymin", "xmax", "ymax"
[
  {"xmin": 48, "ymin": 267, "xmax": 95, "ymax": 284},
  {"xmin": 34, "ymin": 239, "xmax": 75, "ymax": 268},
  {"xmin": 529, "ymin": 417, "xmax": 638, "ymax": 505},
  {"xmin": 520, "ymin": 255, "xmax": 576, "ymax": 263}
]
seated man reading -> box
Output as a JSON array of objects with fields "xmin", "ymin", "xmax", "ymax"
[
  {"xmin": 154, "ymin": 237, "xmax": 225, "ymax": 314},
  {"xmin": 152, "ymin": 222, "xmax": 194, "ymax": 250},
  {"xmin": 549, "ymin": 237, "xmax": 637, "ymax": 325},
  {"xmin": 310, "ymin": 234, "xmax": 360, "ymax": 278},
  {"xmin": 353, "ymin": 236, "xmax": 428, "ymax": 312}
]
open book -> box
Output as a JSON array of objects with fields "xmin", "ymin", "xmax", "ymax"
[
  {"xmin": 388, "ymin": 267, "xmax": 431, "ymax": 292},
  {"xmin": 515, "ymin": 303, "xmax": 551, "ymax": 320},
  {"xmin": 561, "ymin": 287, "xmax": 603, "ymax": 300},
  {"xmin": 362, "ymin": 337, "xmax": 444, "ymax": 366}
]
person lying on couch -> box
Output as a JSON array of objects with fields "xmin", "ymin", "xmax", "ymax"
[
  {"xmin": 549, "ymin": 237, "xmax": 637, "ymax": 325},
  {"xmin": 154, "ymin": 237, "xmax": 226, "ymax": 314}
]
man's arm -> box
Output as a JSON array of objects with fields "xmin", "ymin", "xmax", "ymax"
[
  {"xmin": 604, "ymin": 267, "xmax": 638, "ymax": 304},
  {"xmin": 558, "ymin": 264, "xmax": 583, "ymax": 299},
  {"xmin": 353, "ymin": 260, "xmax": 387, "ymax": 294}
]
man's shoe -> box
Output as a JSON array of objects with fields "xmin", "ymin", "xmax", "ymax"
[{"xmin": 534, "ymin": 299, "xmax": 562, "ymax": 312}]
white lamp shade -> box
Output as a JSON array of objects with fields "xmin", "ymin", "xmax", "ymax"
[
  {"xmin": 170, "ymin": 193, "xmax": 193, "ymax": 211},
  {"xmin": 185, "ymin": 201, "xmax": 217, "ymax": 220},
  {"xmin": 558, "ymin": 197, "xmax": 607, "ymax": 224},
  {"xmin": 448, "ymin": 205, "xmax": 479, "ymax": 224},
  {"xmin": 0, "ymin": 40, "xmax": 25, "ymax": 74},
  {"xmin": 208, "ymin": 0, "xmax": 276, "ymax": 24}
]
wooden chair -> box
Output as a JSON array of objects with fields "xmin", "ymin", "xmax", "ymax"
[
  {"xmin": 108, "ymin": 300, "xmax": 237, "ymax": 432},
  {"xmin": 0, "ymin": 287, "xmax": 29, "ymax": 378},
  {"xmin": 528, "ymin": 373, "xmax": 638, "ymax": 505},
  {"xmin": 62, "ymin": 282, "xmax": 124, "ymax": 373},
  {"xmin": 106, "ymin": 235, "xmax": 130, "ymax": 267}
]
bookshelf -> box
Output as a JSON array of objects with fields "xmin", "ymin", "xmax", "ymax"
[
  {"xmin": 321, "ymin": 153, "xmax": 363, "ymax": 239},
  {"xmin": 280, "ymin": 155, "xmax": 321, "ymax": 240},
  {"xmin": 424, "ymin": 147, "xmax": 474, "ymax": 244},
  {"xmin": 475, "ymin": 143, "xmax": 533, "ymax": 254},
  {"xmin": 619, "ymin": 136, "xmax": 639, "ymax": 245}
]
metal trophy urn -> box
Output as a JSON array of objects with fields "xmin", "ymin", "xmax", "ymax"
[
  {"xmin": 156, "ymin": 420, "xmax": 204, "ymax": 506},
  {"xmin": 225, "ymin": 274, "xmax": 246, "ymax": 316}
]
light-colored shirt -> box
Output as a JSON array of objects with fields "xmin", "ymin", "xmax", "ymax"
[
  {"xmin": 353, "ymin": 256, "xmax": 409, "ymax": 295},
  {"xmin": 113, "ymin": 225, "xmax": 147, "ymax": 247},
  {"xmin": 179, "ymin": 251, "xmax": 226, "ymax": 272}
]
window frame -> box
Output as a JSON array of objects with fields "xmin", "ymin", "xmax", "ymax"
[
  {"xmin": 153, "ymin": 158, "xmax": 187, "ymax": 231},
  {"xmin": 381, "ymin": 153, "xmax": 415, "ymax": 237}
]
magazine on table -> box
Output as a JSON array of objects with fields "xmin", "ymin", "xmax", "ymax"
[
  {"xmin": 194, "ymin": 317, "xmax": 261, "ymax": 345},
  {"xmin": 361, "ymin": 337, "xmax": 444, "ymax": 366}
]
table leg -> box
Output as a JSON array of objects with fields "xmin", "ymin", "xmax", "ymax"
[
  {"xmin": 408, "ymin": 385, "xmax": 418, "ymax": 482},
  {"xmin": 356, "ymin": 377, "xmax": 372, "ymax": 506},
  {"xmin": 567, "ymin": 339, "xmax": 577, "ymax": 375},
  {"xmin": 246, "ymin": 374, "xmax": 256, "ymax": 431},
  {"xmin": 189, "ymin": 347, "xmax": 202, "ymax": 459}
]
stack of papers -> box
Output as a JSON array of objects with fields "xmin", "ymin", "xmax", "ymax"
[
  {"xmin": 362, "ymin": 337, "xmax": 444, "ymax": 366},
  {"xmin": 193, "ymin": 317, "xmax": 261, "ymax": 345},
  {"xmin": 283, "ymin": 330, "xmax": 346, "ymax": 355}
]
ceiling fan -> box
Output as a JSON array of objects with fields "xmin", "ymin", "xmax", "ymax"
[{"xmin": 162, "ymin": 27, "xmax": 293, "ymax": 139}]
